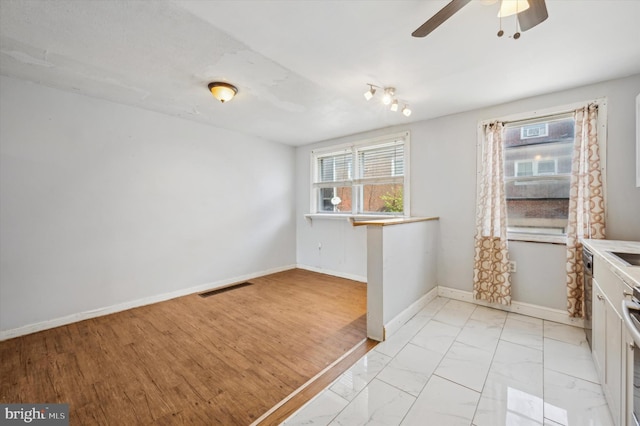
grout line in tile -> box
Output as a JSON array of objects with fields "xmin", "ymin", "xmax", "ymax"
[{"xmin": 432, "ymin": 372, "xmax": 483, "ymax": 396}]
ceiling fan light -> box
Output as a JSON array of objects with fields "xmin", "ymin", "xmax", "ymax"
[
  {"xmin": 390, "ymin": 100, "xmax": 399, "ymax": 112},
  {"xmin": 402, "ymin": 106, "xmax": 412, "ymax": 117},
  {"xmin": 498, "ymin": 0, "xmax": 530, "ymax": 17},
  {"xmin": 208, "ymin": 82, "xmax": 238, "ymax": 103}
]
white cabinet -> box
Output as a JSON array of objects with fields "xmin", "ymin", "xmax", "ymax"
[
  {"xmin": 624, "ymin": 328, "xmax": 635, "ymax": 426},
  {"xmin": 592, "ymin": 254, "xmax": 635, "ymax": 426},
  {"xmin": 585, "ymin": 239, "xmax": 640, "ymax": 426},
  {"xmin": 593, "ymin": 280, "xmax": 606, "ymax": 383},
  {"xmin": 605, "ymin": 292, "xmax": 623, "ymax": 426},
  {"xmin": 593, "ymin": 278, "xmax": 624, "ymax": 426}
]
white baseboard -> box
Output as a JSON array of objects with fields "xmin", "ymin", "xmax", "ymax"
[
  {"xmin": 0, "ymin": 264, "xmax": 297, "ymax": 341},
  {"xmin": 437, "ymin": 286, "xmax": 585, "ymax": 328},
  {"xmin": 296, "ymin": 264, "xmax": 367, "ymax": 283},
  {"xmin": 383, "ymin": 286, "xmax": 438, "ymax": 340}
]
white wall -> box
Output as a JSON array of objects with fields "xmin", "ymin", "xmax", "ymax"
[
  {"xmin": 296, "ymin": 74, "xmax": 640, "ymax": 311},
  {"xmin": 366, "ymin": 220, "xmax": 439, "ymax": 341},
  {"xmin": 380, "ymin": 221, "xmax": 438, "ymax": 325},
  {"xmin": 0, "ymin": 76, "xmax": 297, "ymax": 334}
]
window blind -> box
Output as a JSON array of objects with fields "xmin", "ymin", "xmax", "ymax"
[{"xmin": 356, "ymin": 142, "xmax": 404, "ymax": 183}]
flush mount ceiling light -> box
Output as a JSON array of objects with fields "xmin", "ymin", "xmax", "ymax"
[
  {"xmin": 208, "ymin": 82, "xmax": 238, "ymax": 103},
  {"xmin": 363, "ymin": 84, "xmax": 412, "ymax": 117}
]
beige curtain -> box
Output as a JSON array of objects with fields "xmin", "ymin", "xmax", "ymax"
[
  {"xmin": 566, "ymin": 104, "xmax": 605, "ymax": 318},
  {"xmin": 473, "ymin": 122, "xmax": 512, "ymax": 305}
]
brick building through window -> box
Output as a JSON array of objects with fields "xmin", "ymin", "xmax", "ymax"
[{"xmin": 503, "ymin": 114, "xmax": 574, "ymax": 234}]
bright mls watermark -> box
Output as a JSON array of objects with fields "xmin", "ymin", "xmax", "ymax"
[{"xmin": 1, "ymin": 404, "xmax": 68, "ymax": 425}]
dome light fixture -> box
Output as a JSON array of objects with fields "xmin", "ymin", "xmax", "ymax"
[{"xmin": 208, "ymin": 82, "xmax": 238, "ymax": 103}]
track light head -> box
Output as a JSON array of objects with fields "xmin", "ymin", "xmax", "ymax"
[
  {"xmin": 390, "ymin": 99, "xmax": 399, "ymax": 112},
  {"xmin": 364, "ymin": 85, "xmax": 376, "ymax": 101},
  {"xmin": 402, "ymin": 105, "xmax": 412, "ymax": 117},
  {"xmin": 382, "ymin": 88, "xmax": 395, "ymax": 105}
]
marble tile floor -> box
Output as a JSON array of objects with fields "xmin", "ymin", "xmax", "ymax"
[{"xmin": 282, "ymin": 297, "xmax": 613, "ymax": 426}]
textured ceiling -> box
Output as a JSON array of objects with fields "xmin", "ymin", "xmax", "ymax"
[{"xmin": 1, "ymin": 0, "xmax": 639, "ymax": 146}]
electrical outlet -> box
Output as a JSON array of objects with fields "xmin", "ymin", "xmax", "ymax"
[{"xmin": 508, "ymin": 261, "xmax": 517, "ymax": 273}]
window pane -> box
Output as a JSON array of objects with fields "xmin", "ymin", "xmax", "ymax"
[
  {"xmin": 536, "ymin": 159, "xmax": 557, "ymax": 175},
  {"xmin": 360, "ymin": 184, "xmax": 403, "ymax": 214},
  {"xmin": 515, "ymin": 161, "xmax": 533, "ymax": 177},
  {"xmin": 318, "ymin": 187, "xmax": 352, "ymax": 213},
  {"xmin": 318, "ymin": 153, "xmax": 351, "ymax": 183},
  {"xmin": 358, "ymin": 144, "xmax": 404, "ymax": 179},
  {"xmin": 504, "ymin": 115, "xmax": 574, "ymax": 234}
]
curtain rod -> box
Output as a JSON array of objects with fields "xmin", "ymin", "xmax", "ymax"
[
  {"xmin": 503, "ymin": 103, "xmax": 598, "ymax": 127},
  {"xmin": 479, "ymin": 99, "xmax": 604, "ymax": 128}
]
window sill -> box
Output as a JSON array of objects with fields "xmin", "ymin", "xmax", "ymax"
[
  {"xmin": 508, "ymin": 232, "xmax": 567, "ymax": 245},
  {"xmin": 304, "ymin": 213, "xmax": 406, "ymax": 223}
]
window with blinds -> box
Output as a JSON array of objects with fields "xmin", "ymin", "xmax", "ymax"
[{"xmin": 311, "ymin": 133, "xmax": 409, "ymax": 215}]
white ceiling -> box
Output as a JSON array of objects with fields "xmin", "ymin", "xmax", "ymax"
[{"xmin": 1, "ymin": 0, "xmax": 639, "ymax": 146}]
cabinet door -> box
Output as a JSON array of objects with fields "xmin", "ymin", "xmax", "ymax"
[
  {"xmin": 605, "ymin": 299, "xmax": 623, "ymax": 426},
  {"xmin": 593, "ymin": 280, "xmax": 607, "ymax": 385},
  {"xmin": 625, "ymin": 329, "xmax": 635, "ymax": 426}
]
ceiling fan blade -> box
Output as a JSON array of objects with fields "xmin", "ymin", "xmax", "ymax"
[
  {"xmin": 412, "ymin": 0, "xmax": 472, "ymax": 38},
  {"xmin": 518, "ymin": 0, "xmax": 548, "ymax": 31}
]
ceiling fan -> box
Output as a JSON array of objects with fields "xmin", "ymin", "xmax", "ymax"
[{"xmin": 412, "ymin": 0, "xmax": 548, "ymax": 39}]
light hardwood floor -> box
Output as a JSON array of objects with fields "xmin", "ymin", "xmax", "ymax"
[{"xmin": 0, "ymin": 269, "xmax": 369, "ymax": 425}]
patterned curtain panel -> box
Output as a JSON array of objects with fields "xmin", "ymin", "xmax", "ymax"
[
  {"xmin": 566, "ymin": 104, "xmax": 605, "ymax": 318},
  {"xmin": 473, "ymin": 122, "xmax": 512, "ymax": 305}
]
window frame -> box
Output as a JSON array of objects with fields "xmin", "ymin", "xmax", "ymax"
[
  {"xmin": 309, "ymin": 131, "xmax": 410, "ymax": 218},
  {"xmin": 477, "ymin": 99, "xmax": 607, "ymax": 244}
]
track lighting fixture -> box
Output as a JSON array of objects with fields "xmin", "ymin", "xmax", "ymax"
[{"xmin": 363, "ymin": 84, "xmax": 411, "ymax": 117}]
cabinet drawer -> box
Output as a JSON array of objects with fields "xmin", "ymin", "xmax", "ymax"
[{"xmin": 594, "ymin": 256, "xmax": 632, "ymax": 317}]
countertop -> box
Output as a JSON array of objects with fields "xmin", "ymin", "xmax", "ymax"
[
  {"xmin": 350, "ymin": 216, "xmax": 439, "ymax": 227},
  {"xmin": 582, "ymin": 239, "xmax": 640, "ymax": 288}
]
